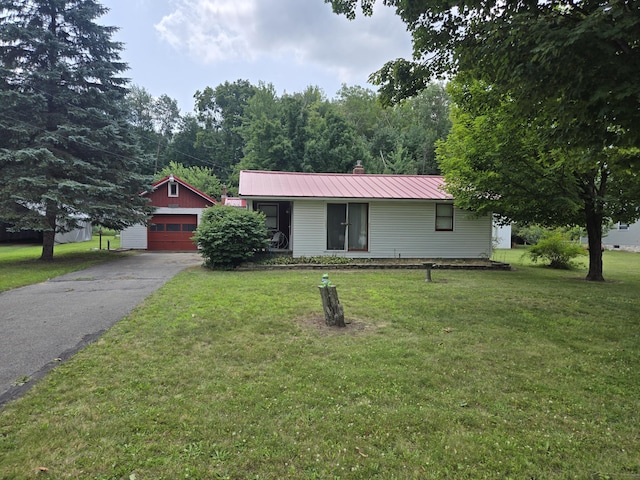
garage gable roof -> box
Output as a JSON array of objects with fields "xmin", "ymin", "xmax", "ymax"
[
  {"xmin": 238, "ymin": 170, "xmax": 451, "ymax": 200},
  {"xmin": 149, "ymin": 175, "xmax": 217, "ymax": 204}
]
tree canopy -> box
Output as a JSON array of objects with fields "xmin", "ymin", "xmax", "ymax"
[
  {"xmin": 156, "ymin": 161, "xmax": 223, "ymax": 199},
  {"xmin": 438, "ymin": 77, "xmax": 640, "ymax": 279},
  {"xmin": 329, "ymin": 1, "xmax": 639, "ymax": 129},
  {"xmin": 329, "ymin": 0, "xmax": 640, "ymax": 281},
  {"xmin": 117, "ymin": 78, "xmax": 452, "ymax": 187},
  {"xmin": 0, "ymin": 0, "xmax": 153, "ymax": 259},
  {"xmin": 125, "ymin": 85, "xmax": 181, "ymax": 174}
]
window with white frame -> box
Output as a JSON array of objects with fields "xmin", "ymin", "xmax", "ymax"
[{"xmin": 168, "ymin": 182, "xmax": 179, "ymax": 197}]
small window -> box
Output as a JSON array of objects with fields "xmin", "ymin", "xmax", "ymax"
[
  {"xmin": 182, "ymin": 224, "xmax": 197, "ymax": 232},
  {"xmin": 256, "ymin": 203, "xmax": 278, "ymax": 230},
  {"xmin": 166, "ymin": 224, "xmax": 181, "ymax": 232},
  {"xmin": 436, "ymin": 204, "xmax": 454, "ymax": 231},
  {"xmin": 150, "ymin": 224, "xmax": 164, "ymax": 232},
  {"xmin": 619, "ymin": 222, "xmax": 629, "ymax": 230},
  {"xmin": 168, "ymin": 182, "xmax": 178, "ymax": 197}
]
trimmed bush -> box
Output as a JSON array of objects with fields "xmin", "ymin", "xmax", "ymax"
[
  {"xmin": 193, "ymin": 206, "xmax": 269, "ymax": 269},
  {"xmin": 525, "ymin": 231, "xmax": 586, "ymax": 269}
]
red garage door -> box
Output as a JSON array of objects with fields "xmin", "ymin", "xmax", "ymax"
[{"xmin": 148, "ymin": 214, "xmax": 198, "ymax": 251}]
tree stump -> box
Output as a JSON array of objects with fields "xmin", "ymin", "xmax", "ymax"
[{"xmin": 318, "ymin": 286, "xmax": 345, "ymax": 327}]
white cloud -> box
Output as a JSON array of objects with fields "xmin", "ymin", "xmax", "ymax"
[
  {"xmin": 155, "ymin": 0, "xmax": 412, "ymax": 85},
  {"xmin": 155, "ymin": 1, "xmax": 258, "ymax": 62}
]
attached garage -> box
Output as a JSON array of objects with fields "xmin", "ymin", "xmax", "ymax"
[
  {"xmin": 120, "ymin": 175, "xmax": 217, "ymax": 251},
  {"xmin": 148, "ymin": 214, "xmax": 199, "ymax": 251}
]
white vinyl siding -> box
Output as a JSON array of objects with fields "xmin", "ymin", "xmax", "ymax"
[
  {"xmin": 291, "ymin": 200, "xmax": 326, "ymax": 257},
  {"xmin": 290, "ymin": 200, "xmax": 492, "ymax": 259},
  {"xmin": 493, "ymin": 222, "xmax": 512, "ymax": 249},
  {"xmin": 120, "ymin": 224, "xmax": 148, "ymax": 249},
  {"xmin": 370, "ymin": 202, "xmax": 492, "ymax": 258},
  {"xmin": 602, "ymin": 221, "xmax": 640, "ymax": 249}
]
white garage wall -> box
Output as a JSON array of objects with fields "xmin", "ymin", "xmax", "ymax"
[{"xmin": 120, "ymin": 224, "xmax": 147, "ymax": 249}]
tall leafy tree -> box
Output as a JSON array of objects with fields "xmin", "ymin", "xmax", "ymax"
[
  {"xmin": 302, "ymin": 97, "xmax": 370, "ymax": 174},
  {"xmin": 334, "ymin": 83, "xmax": 451, "ymax": 175},
  {"xmin": 125, "ymin": 86, "xmax": 181, "ymax": 174},
  {"xmin": 334, "ymin": 84, "xmax": 382, "ymax": 140},
  {"xmin": 125, "ymin": 85, "xmax": 160, "ymax": 169},
  {"xmin": 156, "ymin": 161, "xmax": 223, "ymax": 199},
  {"xmin": 239, "ymin": 83, "xmax": 370, "ymax": 175},
  {"xmin": 152, "ymin": 93, "xmax": 181, "ymax": 172},
  {"xmin": 0, "ymin": 0, "xmax": 153, "ymax": 260},
  {"xmin": 163, "ymin": 114, "xmax": 211, "ymax": 170},
  {"xmin": 194, "ymin": 80, "xmax": 257, "ymax": 183},
  {"xmin": 386, "ymin": 84, "xmax": 451, "ymax": 174},
  {"xmin": 329, "ymin": 1, "xmax": 639, "ymax": 126},
  {"xmin": 329, "ymin": 0, "xmax": 640, "ymax": 281},
  {"xmin": 238, "ymin": 82, "xmax": 292, "ymax": 173},
  {"xmin": 437, "ymin": 77, "xmax": 640, "ymax": 281}
]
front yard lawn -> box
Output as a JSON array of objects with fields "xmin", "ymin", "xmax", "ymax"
[
  {"xmin": 0, "ymin": 250, "xmax": 639, "ymax": 478},
  {"xmin": 0, "ymin": 236, "xmax": 124, "ymax": 292}
]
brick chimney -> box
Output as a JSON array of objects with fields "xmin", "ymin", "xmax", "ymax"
[{"xmin": 352, "ymin": 160, "xmax": 365, "ymax": 175}]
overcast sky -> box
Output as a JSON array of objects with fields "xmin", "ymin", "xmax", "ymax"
[{"xmin": 100, "ymin": 0, "xmax": 413, "ymax": 113}]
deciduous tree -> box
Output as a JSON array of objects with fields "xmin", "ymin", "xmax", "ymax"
[
  {"xmin": 125, "ymin": 86, "xmax": 180, "ymax": 174},
  {"xmin": 437, "ymin": 77, "xmax": 640, "ymax": 281},
  {"xmin": 329, "ymin": 0, "xmax": 640, "ymax": 281},
  {"xmin": 194, "ymin": 80, "xmax": 257, "ymax": 183},
  {"xmin": 156, "ymin": 161, "xmax": 223, "ymax": 198}
]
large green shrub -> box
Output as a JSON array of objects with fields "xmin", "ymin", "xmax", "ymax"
[
  {"xmin": 525, "ymin": 231, "xmax": 587, "ymax": 269},
  {"xmin": 193, "ymin": 206, "xmax": 269, "ymax": 269}
]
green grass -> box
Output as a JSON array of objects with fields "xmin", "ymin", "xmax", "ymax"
[
  {"xmin": 0, "ymin": 235, "xmax": 125, "ymax": 292},
  {"xmin": 1, "ymin": 250, "xmax": 639, "ymax": 479}
]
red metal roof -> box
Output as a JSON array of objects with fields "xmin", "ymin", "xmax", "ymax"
[{"xmin": 238, "ymin": 170, "xmax": 452, "ymax": 200}]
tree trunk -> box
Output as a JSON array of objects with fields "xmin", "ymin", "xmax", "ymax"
[
  {"xmin": 584, "ymin": 201, "xmax": 605, "ymax": 282},
  {"xmin": 319, "ymin": 286, "xmax": 345, "ymax": 327},
  {"xmin": 40, "ymin": 202, "xmax": 57, "ymax": 261}
]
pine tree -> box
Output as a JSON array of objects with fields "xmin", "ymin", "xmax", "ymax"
[{"xmin": 0, "ymin": 0, "xmax": 153, "ymax": 260}]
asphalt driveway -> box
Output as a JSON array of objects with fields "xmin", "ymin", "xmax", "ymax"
[{"xmin": 0, "ymin": 252, "xmax": 202, "ymax": 409}]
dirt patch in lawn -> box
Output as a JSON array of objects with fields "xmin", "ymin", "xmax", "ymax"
[{"xmin": 296, "ymin": 314, "xmax": 381, "ymax": 336}]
